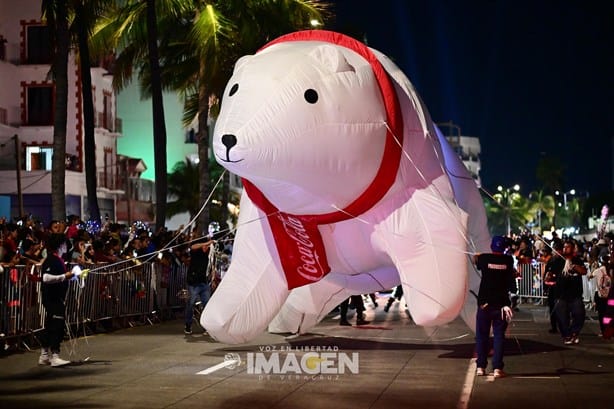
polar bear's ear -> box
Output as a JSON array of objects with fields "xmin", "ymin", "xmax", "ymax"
[{"xmin": 309, "ymin": 44, "xmax": 356, "ymax": 74}]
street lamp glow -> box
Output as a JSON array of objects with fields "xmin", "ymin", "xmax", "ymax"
[
  {"xmin": 497, "ymin": 184, "xmax": 520, "ymax": 236},
  {"xmin": 555, "ymin": 188, "xmax": 576, "ymax": 209}
]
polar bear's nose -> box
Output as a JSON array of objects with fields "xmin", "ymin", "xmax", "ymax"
[{"xmin": 222, "ymin": 134, "xmax": 237, "ymax": 150}]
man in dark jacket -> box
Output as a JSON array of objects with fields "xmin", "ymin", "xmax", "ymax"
[{"xmin": 473, "ymin": 235, "xmax": 517, "ymax": 378}]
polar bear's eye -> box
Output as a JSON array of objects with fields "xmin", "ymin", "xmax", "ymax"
[
  {"xmin": 229, "ymin": 84, "xmax": 239, "ymax": 96},
  {"xmin": 304, "ymin": 89, "xmax": 318, "ymax": 104}
]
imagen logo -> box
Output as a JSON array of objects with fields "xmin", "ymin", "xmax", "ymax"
[{"xmin": 197, "ymin": 346, "xmax": 359, "ymax": 379}]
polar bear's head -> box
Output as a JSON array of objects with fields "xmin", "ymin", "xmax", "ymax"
[{"xmin": 212, "ymin": 40, "xmax": 392, "ymax": 215}]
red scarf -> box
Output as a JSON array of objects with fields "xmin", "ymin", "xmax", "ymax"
[{"xmin": 243, "ymin": 30, "xmax": 403, "ymax": 289}]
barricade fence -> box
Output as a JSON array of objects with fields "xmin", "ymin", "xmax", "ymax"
[
  {"xmin": 1, "ymin": 260, "xmax": 599, "ymax": 346},
  {"xmin": 1, "ymin": 261, "xmax": 188, "ymax": 346},
  {"xmin": 515, "ymin": 261, "xmax": 596, "ymax": 307}
]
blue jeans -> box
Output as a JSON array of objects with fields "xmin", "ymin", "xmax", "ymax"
[
  {"xmin": 554, "ymin": 297, "xmax": 585, "ymax": 338},
  {"xmin": 185, "ymin": 283, "xmax": 211, "ymax": 326},
  {"xmin": 475, "ymin": 305, "xmax": 508, "ymax": 370}
]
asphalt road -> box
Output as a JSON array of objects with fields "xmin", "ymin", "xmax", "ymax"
[{"xmin": 1, "ymin": 296, "xmax": 613, "ymax": 409}]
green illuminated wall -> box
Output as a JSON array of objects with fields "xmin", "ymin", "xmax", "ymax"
[{"xmin": 117, "ymin": 82, "xmax": 196, "ymax": 180}]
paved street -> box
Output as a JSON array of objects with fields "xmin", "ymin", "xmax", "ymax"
[{"xmin": 1, "ymin": 297, "xmax": 613, "ymax": 409}]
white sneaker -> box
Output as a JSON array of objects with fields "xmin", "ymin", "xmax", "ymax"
[
  {"xmin": 476, "ymin": 367, "xmax": 486, "ymax": 376},
  {"xmin": 493, "ymin": 369, "xmax": 506, "ymax": 378},
  {"xmin": 50, "ymin": 353, "xmax": 70, "ymax": 367},
  {"xmin": 38, "ymin": 353, "xmax": 50, "ymax": 366}
]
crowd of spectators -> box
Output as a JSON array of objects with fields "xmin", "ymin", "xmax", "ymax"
[
  {"xmin": 0, "ymin": 215, "xmax": 233, "ymax": 277},
  {"xmin": 499, "ymin": 230, "xmax": 611, "ymax": 270}
]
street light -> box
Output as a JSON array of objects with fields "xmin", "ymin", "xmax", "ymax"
[
  {"xmin": 497, "ymin": 184, "xmax": 520, "ymax": 236},
  {"xmin": 555, "ymin": 189, "xmax": 575, "ymax": 209}
]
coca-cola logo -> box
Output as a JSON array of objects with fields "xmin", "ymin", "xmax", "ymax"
[{"xmin": 277, "ymin": 213, "xmax": 326, "ymax": 282}]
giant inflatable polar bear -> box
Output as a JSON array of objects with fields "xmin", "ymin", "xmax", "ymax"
[{"xmin": 202, "ymin": 30, "xmax": 491, "ymax": 344}]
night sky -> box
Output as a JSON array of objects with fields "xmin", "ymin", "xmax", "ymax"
[{"xmin": 330, "ymin": 0, "xmax": 613, "ymax": 196}]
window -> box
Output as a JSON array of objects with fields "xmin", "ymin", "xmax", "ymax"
[
  {"xmin": 26, "ymin": 25, "xmax": 52, "ymax": 64},
  {"xmin": 103, "ymin": 92, "xmax": 113, "ymax": 130},
  {"xmin": 27, "ymin": 86, "xmax": 54, "ymax": 125},
  {"xmin": 26, "ymin": 146, "xmax": 53, "ymax": 171}
]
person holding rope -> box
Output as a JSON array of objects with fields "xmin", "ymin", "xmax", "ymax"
[
  {"xmin": 473, "ymin": 235, "xmax": 517, "ymax": 378},
  {"xmin": 547, "ymin": 239, "xmax": 588, "ymax": 345},
  {"xmin": 38, "ymin": 233, "xmax": 85, "ymax": 367},
  {"xmin": 183, "ymin": 228, "xmax": 217, "ymax": 335}
]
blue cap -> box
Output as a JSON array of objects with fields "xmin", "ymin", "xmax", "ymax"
[{"xmin": 490, "ymin": 236, "xmax": 507, "ymax": 253}]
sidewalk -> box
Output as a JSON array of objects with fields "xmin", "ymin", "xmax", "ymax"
[{"xmin": 0, "ymin": 298, "xmax": 612, "ymax": 409}]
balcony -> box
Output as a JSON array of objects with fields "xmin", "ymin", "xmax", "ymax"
[
  {"xmin": 97, "ymin": 171, "xmax": 121, "ymax": 191},
  {"xmin": 96, "ymin": 112, "xmax": 122, "ymax": 133}
]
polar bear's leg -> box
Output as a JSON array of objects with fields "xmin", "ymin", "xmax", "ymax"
[
  {"xmin": 269, "ymin": 266, "xmax": 400, "ymax": 334},
  {"xmin": 268, "ymin": 277, "xmax": 349, "ymax": 335},
  {"xmin": 201, "ymin": 196, "xmax": 289, "ymax": 344},
  {"xmin": 375, "ymin": 183, "xmax": 469, "ymax": 327}
]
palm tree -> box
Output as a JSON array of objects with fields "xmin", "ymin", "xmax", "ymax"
[
  {"xmin": 72, "ymin": 0, "xmax": 114, "ymax": 226},
  {"xmin": 145, "ymin": 0, "xmax": 168, "ymax": 229},
  {"xmin": 43, "ymin": 0, "xmax": 70, "ymax": 222},
  {"xmin": 485, "ymin": 187, "xmax": 534, "ymax": 236},
  {"xmin": 527, "ymin": 190, "xmax": 556, "ymax": 232},
  {"xmin": 167, "ymin": 159, "xmax": 199, "ymax": 221},
  {"xmin": 556, "ymin": 196, "xmax": 584, "ymax": 230},
  {"xmin": 167, "ymin": 158, "xmax": 228, "ymax": 230},
  {"xmin": 96, "ymin": 0, "xmax": 329, "ymax": 234},
  {"xmin": 92, "ymin": 0, "xmax": 172, "ymax": 229}
]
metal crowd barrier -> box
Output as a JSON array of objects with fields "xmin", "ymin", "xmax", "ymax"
[
  {"xmin": 0, "ymin": 260, "xmax": 188, "ymax": 348},
  {"xmin": 516, "ymin": 262, "xmax": 545, "ymax": 304},
  {"xmin": 515, "ymin": 261, "xmax": 596, "ymax": 307},
  {"xmin": 2, "ymin": 258, "xmax": 599, "ymax": 347}
]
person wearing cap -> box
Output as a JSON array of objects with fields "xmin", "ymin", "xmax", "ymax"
[{"xmin": 473, "ymin": 235, "xmax": 517, "ymax": 378}]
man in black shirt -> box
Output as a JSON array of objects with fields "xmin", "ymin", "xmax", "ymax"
[
  {"xmin": 184, "ymin": 234, "xmax": 215, "ymax": 335},
  {"xmin": 550, "ymin": 239, "xmax": 587, "ymax": 344},
  {"xmin": 473, "ymin": 235, "xmax": 517, "ymax": 378}
]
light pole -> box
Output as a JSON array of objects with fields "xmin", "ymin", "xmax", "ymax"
[
  {"xmin": 555, "ymin": 189, "xmax": 575, "ymax": 210},
  {"xmin": 497, "ymin": 184, "xmax": 520, "ymax": 236}
]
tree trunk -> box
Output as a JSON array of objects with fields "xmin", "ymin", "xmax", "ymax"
[
  {"xmin": 76, "ymin": 1, "xmax": 101, "ymax": 225},
  {"xmin": 197, "ymin": 64, "xmax": 210, "ymax": 236},
  {"xmin": 146, "ymin": 0, "xmax": 168, "ymax": 229},
  {"xmin": 51, "ymin": 1, "xmax": 69, "ymax": 222}
]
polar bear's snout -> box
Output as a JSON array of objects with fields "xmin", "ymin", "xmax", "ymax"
[{"xmin": 219, "ymin": 134, "xmax": 240, "ymax": 163}]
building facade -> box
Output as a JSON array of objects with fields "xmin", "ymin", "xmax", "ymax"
[
  {"xmin": 0, "ymin": 0, "xmax": 153, "ymax": 226},
  {"xmin": 437, "ymin": 121, "xmax": 482, "ymax": 187}
]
